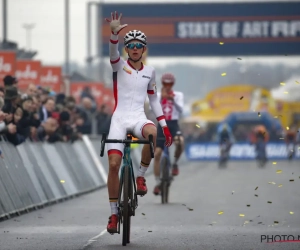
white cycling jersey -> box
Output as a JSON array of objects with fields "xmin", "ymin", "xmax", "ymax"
[
  {"xmin": 157, "ymin": 91, "xmax": 184, "ymax": 121},
  {"xmin": 106, "ymin": 33, "xmax": 167, "ymax": 155}
]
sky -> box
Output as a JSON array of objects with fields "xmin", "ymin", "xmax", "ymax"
[{"xmin": 0, "ymin": 0, "xmax": 300, "ymax": 67}]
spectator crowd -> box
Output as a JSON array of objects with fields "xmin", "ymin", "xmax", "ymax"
[{"xmin": 0, "ymin": 75, "xmax": 112, "ymax": 146}]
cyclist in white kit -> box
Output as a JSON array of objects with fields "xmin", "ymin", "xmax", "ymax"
[{"xmin": 104, "ymin": 11, "xmax": 173, "ymax": 234}]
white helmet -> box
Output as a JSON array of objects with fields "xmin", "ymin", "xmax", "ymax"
[{"xmin": 124, "ymin": 30, "xmax": 147, "ymax": 46}]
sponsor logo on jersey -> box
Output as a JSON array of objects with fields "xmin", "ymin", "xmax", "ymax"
[
  {"xmin": 142, "ymin": 75, "xmax": 151, "ymax": 79},
  {"xmin": 123, "ymin": 66, "xmax": 132, "ymax": 74}
]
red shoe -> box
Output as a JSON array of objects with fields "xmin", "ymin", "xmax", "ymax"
[
  {"xmin": 136, "ymin": 176, "xmax": 147, "ymax": 196},
  {"xmin": 107, "ymin": 214, "xmax": 118, "ymax": 234},
  {"xmin": 153, "ymin": 185, "xmax": 160, "ymax": 196},
  {"xmin": 172, "ymin": 164, "xmax": 179, "ymax": 176}
]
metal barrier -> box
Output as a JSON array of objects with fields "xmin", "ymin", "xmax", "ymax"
[{"xmin": 0, "ymin": 136, "xmax": 109, "ymax": 220}]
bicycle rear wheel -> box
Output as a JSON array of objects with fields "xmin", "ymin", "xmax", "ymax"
[
  {"xmin": 161, "ymin": 157, "xmax": 169, "ymax": 204},
  {"xmin": 122, "ymin": 166, "xmax": 130, "ymax": 246}
]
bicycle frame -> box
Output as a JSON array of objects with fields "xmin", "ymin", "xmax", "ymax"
[
  {"xmin": 161, "ymin": 145, "xmax": 171, "ymax": 167},
  {"xmin": 118, "ymin": 146, "xmax": 138, "ymax": 215}
]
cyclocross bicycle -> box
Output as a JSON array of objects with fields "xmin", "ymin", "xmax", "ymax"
[
  {"xmin": 255, "ymin": 138, "xmax": 267, "ymax": 167},
  {"xmin": 159, "ymin": 134, "xmax": 181, "ymax": 204},
  {"xmin": 100, "ymin": 133, "xmax": 154, "ymax": 246},
  {"xmin": 219, "ymin": 141, "xmax": 231, "ymax": 167}
]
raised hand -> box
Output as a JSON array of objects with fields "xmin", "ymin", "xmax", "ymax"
[{"xmin": 105, "ymin": 11, "xmax": 128, "ymax": 35}]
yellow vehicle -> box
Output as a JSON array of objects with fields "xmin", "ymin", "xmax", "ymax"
[{"xmin": 190, "ymin": 84, "xmax": 300, "ymax": 128}]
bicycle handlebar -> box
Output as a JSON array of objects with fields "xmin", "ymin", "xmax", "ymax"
[{"xmin": 100, "ymin": 133, "xmax": 155, "ymax": 158}]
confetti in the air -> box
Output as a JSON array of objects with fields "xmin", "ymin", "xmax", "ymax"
[
  {"xmin": 182, "ymin": 204, "xmax": 186, "ymax": 206},
  {"xmin": 280, "ymin": 82, "xmax": 286, "ymax": 86},
  {"xmin": 219, "ymin": 42, "xmax": 224, "ymax": 45},
  {"xmin": 240, "ymin": 96, "xmax": 244, "ymax": 100},
  {"xmin": 232, "ymin": 191, "xmax": 235, "ymax": 194},
  {"xmin": 289, "ymin": 179, "xmax": 294, "ymax": 182},
  {"xmin": 255, "ymin": 194, "xmax": 258, "ymax": 197},
  {"xmin": 221, "ymin": 73, "xmax": 227, "ymax": 76},
  {"xmin": 142, "ymin": 213, "xmax": 145, "ymax": 216},
  {"xmin": 237, "ymin": 58, "xmax": 242, "ymax": 60},
  {"xmin": 239, "ymin": 214, "xmax": 245, "ymax": 217},
  {"xmin": 247, "ymin": 204, "xmax": 251, "ymax": 207},
  {"xmin": 274, "ymin": 221, "xmax": 279, "ymax": 224},
  {"xmin": 188, "ymin": 208, "xmax": 194, "ymax": 211},
  {"xmin": 274, "ymin": 116, "xmax": 278, "ymax": 118},
  {"xmin": 196, "ymin": 124, "xmax": 200, "ymax": 128},
  {"xmin": 218, "ymin": 211, "xmax": 224, "ymax": 215},
  {"xmin": 284, "ymin": 91, "xmax": 288, "ymax": 94},
  {"xmin": 148, "ymin": 230, "xmax": 152, "ymax": 232},
  {"xmin": 296, "ymin": 81, "xmax": 299, "ymax": 84},
  {"xmin": 255, "ymin": 186, "xmax": 258, "ymax": 190},
  {"xmin": 276, "ymin": 170, "xmax": 282, "ymax": 174},
  {"xmin": 273, "ymin": 162, "xmax": 277, "ymax": 164},
  {"xmin": 268, "ymin": 182, "xmax": 276, "ymax": 185},
  {"xmin": 286, "ymin": 126, "xmax": 289, "ymax": 130},
  {"xmin": 60, "ymin": 180, "xmax": 65, "ymax": 183},
  {"xmin": 267, "ymin": 201, "xmax": 272, "ymax": 204},
  {"xmin": 290, "ymin": 211, "xmax": 294, "ymax": 215},
  {"xmin": 278, "ymin": 184, "xmax": 283, "ymax": 187}
]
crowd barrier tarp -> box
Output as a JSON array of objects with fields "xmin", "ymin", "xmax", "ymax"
[
  {"xmin": 82, "ymin": 135, "xmax": 107, "ymax": 184},
  {"xmin": 0, "ymin": 152, "xmax": 17, "ymax": 216},
  {"xmin": 17, "ymin": 144, "xmax": 48, "ymax": 204},
  {"xmin": 18, "ymin": 143, "xmax": 57, "ymax": 203},
  {"xmin": 59, "ymin": 143, "xmax": 96, "ymax": 192},
  {"xmin": 0, "ymin": 141, "xmax": 30, "ymax": 213},
  {"xmin": 186, "ymin": 143, "xmax": 300, "ymax": 161},
  {"xmin": 8, "ymin": 142, "xmax": 42, "ymax": 208},
  {"xmin": 27, "ymin": 143, "xmax": 66, "ymax": 200},
  {"xmin": 89, "ymin": 137, "xmax": 109, "ymax": 174},
  {"xmin": 0, "ymin": 137, "xmax": 111, "ymax": 219},
  {"xmin": 72, "ymin": 141, "xmax": 103, "ymax": 187},
  {"xmin": 56, "ymin": 143, "xmax": 86, "ymax": 192},
  {"xmin": 43, "ymin": 143, "xmax": 79, "ymax": 196}
]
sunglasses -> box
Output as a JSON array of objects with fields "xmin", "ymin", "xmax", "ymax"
[{"xmin": 126, "ymin": 42, "xmax": 145, "ymax": 49}]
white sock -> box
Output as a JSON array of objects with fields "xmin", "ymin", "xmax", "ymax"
[
  {"xmin": 110, "ymin": 202, "xmax": 118, "ymax": 215},
  {"xmin": 137, "ymin": 165, "xmax": 148, "ymax": 177},
  {"xmin": 155, "ymin": 176, "xmax": 160, "ymax": 185}
]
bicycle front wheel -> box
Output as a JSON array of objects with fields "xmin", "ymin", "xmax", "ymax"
[
  {"xmin": 122, "ymin": 166, "xmax": 130, "ymax": 246},
  {"xmin": 160, "ymin": 157, "xmax": 169, "ymax": 204}
]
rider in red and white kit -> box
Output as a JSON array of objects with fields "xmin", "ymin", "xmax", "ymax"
[
  {"xmin": 104, "ymin": 11, "xmax": 173, "ymax": 234},
  {"xmin": 153, "ymin": 73, "xmax": 185, "ymax": 195}
]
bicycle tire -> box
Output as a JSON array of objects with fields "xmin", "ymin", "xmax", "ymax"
[
  {"xmin": 160, "ymin": 157, "xmax": 169, "ymax": 204},
  {"xmin": 127, "ymin": 167, "xmax": 133, "ymax": 244},
  {"xmin": 122, "ymin": 166, "xmax": 129, "ymax": 246}
]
